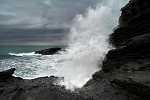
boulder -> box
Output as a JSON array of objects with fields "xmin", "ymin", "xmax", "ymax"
[
  {"xmin": 0, "ymin": 68, "xmax": 16, "ymax": 79},
  {"xmin": 35, "ymin": 48, "xmax": 62, "ymax": 55}
]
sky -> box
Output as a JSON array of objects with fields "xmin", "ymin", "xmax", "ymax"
[
  {"xmin": 0, "ymin": 0, "xmax": 129, "ymax": 46},
  {"xmin": 0, "ymin": 0, "xmax": 99, "ymax": 45},
  {"xmin": 0, "ymin": 0, "xmax": 98, "ymax": 29}
]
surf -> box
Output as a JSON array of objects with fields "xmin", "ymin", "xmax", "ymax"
[{"xmin": 8, "ymin": 52, "xmax": 41, "ymax": 57}]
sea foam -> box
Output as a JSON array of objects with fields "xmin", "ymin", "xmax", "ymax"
[{"xmin": 8, "ymin": 52, "xmax": 41, "ymax": 57}]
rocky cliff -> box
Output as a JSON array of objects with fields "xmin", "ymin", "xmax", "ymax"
[
  {"xmin": 1, "ymin": 0, "xmax": 150, "ymax": 100},
  {"xmin": 82, "ymin": 0, "xmax": 150, "ymax": 100}
]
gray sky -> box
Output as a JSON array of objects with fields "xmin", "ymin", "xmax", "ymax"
[
  {"xmin": 0, "ymin": 0, "xmax": 99, "ymax": 45},
  {"xmin": 0, "ymin": 0, "xmax": 98, "ymax": 29},
  {"xmin": 0, "ymin": 0, "xmax": 128, "ymax": 46}
]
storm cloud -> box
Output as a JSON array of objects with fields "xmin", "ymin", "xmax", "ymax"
[{"xmin": 0, "ymin": 0, "xmax": 98, "ymax": 29}]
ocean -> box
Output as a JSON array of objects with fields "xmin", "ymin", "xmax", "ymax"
[
  {"xmin": 0, "ymin": 45, "xmax": 65, "ymax": 79},
  {"xmin": 0, "ymin": 45, "xmax": 62, "ymax": 59}
]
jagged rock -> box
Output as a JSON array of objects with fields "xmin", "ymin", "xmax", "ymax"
[
  {"xmin": 110, "ymin": 0, "xmax": 150, "ymax": 47},
  {"xmin": 0, "ymin": 68, "xmax": 16, "ymax": 79},
  {"xmin": 103, "ymin": 33, "xmax": 150, "ymax": 72},
  {"xmin": 85, "ymin": 0, "xmax": 150, "ymax": 100},
  {"xmin": 80, "ymin": 71, "xmax": 139, "ymax": 100},
  {"xmin": 119, "ymin": 0, "xmax": 150, "ymax": 27},
  {"xmin": 111, "ymin": 71, "xmax": 150, "ymax": 99},
  {"xmin": 35, "ymin": 48, "xmax": 62, "ymax": 55},
  {"xmin": 0, "ymin": 69, "xmax": 89, "ymax": 100},
  {"xmin": 2, "ymin": 0, "xmax": 150, "ymax": 100}
]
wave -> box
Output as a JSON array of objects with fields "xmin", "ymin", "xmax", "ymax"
[
  {"xmin": 52, "ymin": 0, "xmax": 128, "ymax": 90},
  {"xmin": 8, "ymin": 52, "xmax": 41, "ymax": 57}
]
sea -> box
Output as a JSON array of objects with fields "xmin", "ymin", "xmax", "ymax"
[
  {"xmin": 0, "ymin": 45, "xmax": 65, "ymax": 79},
  {"xmin": 0, "ymin": 45, "xmax": 64, "ymax": 60}
]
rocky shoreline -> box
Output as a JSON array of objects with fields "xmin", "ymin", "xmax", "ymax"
[
  {"xmin": 0, "ymin": 69, "xmax": 90, "ymax": 100},
  {"xmin": 1, "ymin": 0, "xmax": 150, "ymax": 100}
]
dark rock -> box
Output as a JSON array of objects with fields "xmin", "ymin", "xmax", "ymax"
[
  {"xmin": 83, "ymin": 0, "xmax": 150, "ymax": 100},
  {"xmin": 110, "ymin": 0, "xmax": 150, "ymax": 47},
  {"xmin": 81, "ymin": 80, "xmax": 132, "ymax": 100},
  {"xmin": 110, "ymin": 27, "xmax": 150, "ymax": 47},
  {"xmin": 103, "ymin": 33, "xmax": 150, "ymax": 72},
  {"xmin": 2, "ymin": 0, "xmax": 150, "ymax": 100},
  {"xmin": 119, "ymin": 0, "xmax": 150, "ymax": 27},
  {"xmin": 0, "ymin": 69, "xmax": 89, "ymax": 100},
  {"xmin": 0, "ymin": 68, "xmax": 16, "ymax": 79},
  {"xmin": 110, "ymin": 70, "xmax": 150, "ymax": 99},
  {"xmin": 35, "ymin": 48, "xmax": 62, "ymax": 55}
]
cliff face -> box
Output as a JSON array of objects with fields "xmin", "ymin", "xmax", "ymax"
[
  {"xmin": 81, "ymin": 0, "xmax": 150, "ymax": 100},
  {"xmin": 103, "ymin": 0, "xmax": 150, "ymax": 75},
  {"xmin": 110, "ymin": 0, "xmax": 150, "ymax": 47},
  {"xmin": 85, "ymin": 0, "xmax": 150, "ymax": 99}
]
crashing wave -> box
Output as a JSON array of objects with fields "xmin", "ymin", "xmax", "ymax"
[{"xmin": 8, "ymin": 52, "xmax": 41, "ymax": 57}]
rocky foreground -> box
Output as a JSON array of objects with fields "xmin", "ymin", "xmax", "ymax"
[
  {"xmin": 0, "ymin": 69, "xmax": 90, "ymax": 100},
  {"xmin": 1, "ymin": 0, "xmax": 150, "ymax": 100}
]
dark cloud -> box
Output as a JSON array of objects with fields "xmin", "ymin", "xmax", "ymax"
[
  {"xmin": 0, "ymin": 0, "xmax": 99, "ymax": 45},
  {"xmin": 0, "ymin": 0, "xmax": 98, "ymax": 29}
]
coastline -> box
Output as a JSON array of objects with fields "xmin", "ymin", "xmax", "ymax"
[{"xmin": 1, "ymin": 0, "xmax": 150, "ymax": 100}]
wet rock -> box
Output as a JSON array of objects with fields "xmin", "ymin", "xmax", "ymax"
[
  {"xmin": 103, "ymin": 33, "xmax": 150, "ymax": 72},
  {"xmin": 110, "ymin": 0, "xmax": 150, "ymax": 47},
  {"xmin": 0, "ymin": 68, "xmax": 16, "ymax": 79},
  {"xmin": 2, "ymin": 0, "xmax": 150, "ymax": 100},
  {"xmin": 0, "ymin": 69, "xmax": 89, "ymax": 100},
  {"xmin": 84, "ymin": 0, "xmax": 150, "ymax": 100},
  {"xmin": 35, "ymin": 48, "xmax": 62, "ymax": 55},
  {"xmin": 111, "ymin": 71, "xmax": 150, "ymax": 99}
]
